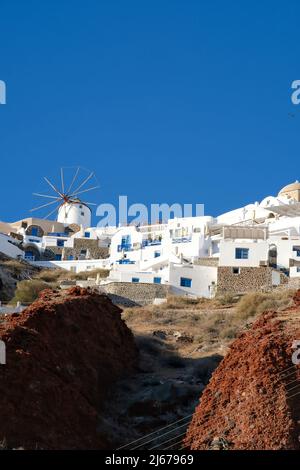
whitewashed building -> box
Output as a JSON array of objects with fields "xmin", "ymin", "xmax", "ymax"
[{"xmin": 2, "ymin": 181, "xmax": 300, "ymax": 297}]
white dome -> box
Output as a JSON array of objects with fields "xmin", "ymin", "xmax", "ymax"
[{"xmin": 57, "ymin": 202, "xmax": 91, "ymax": 228}]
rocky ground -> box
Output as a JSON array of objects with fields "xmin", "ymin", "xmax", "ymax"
[
  {"xmin": 0, "ymin": 278, "xmax": 298, "ymax": 450},
  {"xmin": 99, "ymin": 298, "xmax": 249, "ymax": 449},
  {"xmin": 0, "ymin": 256, "xmax": 39, "ymax": 302},
  {"xmin": 0, "ymin": 287, "xmax": 137, "ymax": 450},
  {"xmin": 184, "ymin": 291, "xmax": 300, "ymax": 450}
]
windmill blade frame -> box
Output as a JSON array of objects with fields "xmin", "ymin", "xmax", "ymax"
[
  {"xmin": 30, "ymin": 198, "xmax": 61, "ymax": 213},
  {"xmin": 60, "ymin": 168, "xmax": 65, "ymax": 194},
  {"xmin": 70, "ymin": 185, "xmax": 100, "ymax": 198},
  {"xmin": 67, "ymin": 166, "xmax": 80, "ymax": 194},
  {"xmin": 44, "ymin": 203, "xmax": 64, "ymax": 220},
  {"xmin": 33, "ymin": 193, "xmax": 60, "ymax": 199},
  {"xmin": 71, "ymin": 171, "xmax": 95, "ymax": 196},
  {"xmin": 44, "ymin": 176, "xmax": 64, "ymax": 198},
  {"xmin": 32, "ymin": 167, "xmax": 100, "ymax": 220}
]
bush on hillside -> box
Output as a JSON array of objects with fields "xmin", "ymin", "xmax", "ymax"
[
  {"xmin": 235, "ymin": 290, "xmax": 294, "ymax": 320},
  {"xmin": 12, "ymin": 280, "xmax": 49, "ymax": 304}
]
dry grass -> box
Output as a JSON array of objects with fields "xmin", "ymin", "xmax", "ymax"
[
  {"xmin": 36, "ymin": 268, "xmax": 109, "ymax": 283},
  {"xmin": 161, "ymin": 295, "xmax": 212, "ymax": 310},
  {"xmin": 235, "ymin": 290, "xmax": 295, "ymax": 320},
  {"xmin": 0, "ymin": 260, "xmax": 26, "ymax": 276},
  {"xmin": 11, "ymin": 280, "xmax": 50, "ymax": 304},
  {"xmin": 66, "ymin": 268, "xmax": 109, "ymax": 281},
  {"xmin": 123, "ymin": 289, "xmax": 296, "ymax": 353},
  {"xmin": 36, "ymin": 269, "xmax": 64, "ymax": 283}
]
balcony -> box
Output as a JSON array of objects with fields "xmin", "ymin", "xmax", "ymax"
[
  {"xmin": 142, "ymin": 239, "xmax": 162, "ymax": 248},
  {"xmin": 116, "ymin": 259, "xmax": 135, "ymax": 264},
  {"xmin": 48, "ymin": 232, "xmax": 69, "ymax": 237}
]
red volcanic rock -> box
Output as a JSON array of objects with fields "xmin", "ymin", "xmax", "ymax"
[
  {"xmin": 0, "ymin": 287, "xmax": 138, "ymax": 449},
  {"xmin": 185, "ymin": 295, "xmax": 300, "ymax": 450}
]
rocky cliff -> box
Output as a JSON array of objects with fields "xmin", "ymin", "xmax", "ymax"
[
  {"xmin": 184, "ymin": 291, "xmax": 300, "ymax": 450},
  {"xmin": 0, "ymin": 287, "xmax": 138, "ymax": 449}
]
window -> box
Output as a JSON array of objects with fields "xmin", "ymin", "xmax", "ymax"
[
  {"xmin": 57, "ymin": 239, "xmax": 65, "ymax": 247},
  {"xmin": 235, "ymin": 248, "xmax": 249, "ymax": 259},
  {"xmin": 153, "ymin": 277, "xmax": 161, "ymax": 284},
  {"xmin": 180, "ymin": 277, "xmax": 192, "ymax": 288},
  {"xmin": 297, "ymin": 267, "xmax": 300, "ymax": 273},
  {"xmin": 80, "ymin": 249, "xmax": 87, "ymax": 255},
  {"xmin": 81, "ymin": 212, "xmax": 85, "ymax": 216},
  {"xmin": 55, "ymin": 254, "xmax": 62, "ymax": 261},
  {"xmin": 121, "ymin": 235, "xmax": 131, "ymax": 245},
  {"xmin": 31, "ymin": 227, "xmax": 38, "ymax": 237},
  {"xmin": 68, "ymin": 255, "xmax": 74, "ymax": 260},
  {"xmin": 132, "ymin": 277, "xmax": 140, "ymax": 283},
  {"xmin": 119, "ymin": 235, "xmax": 132, "ymax": 252},
  {"xmin": 154, "ymin": 251, "xmax": 161, "ymax": 258},
  {"xmin": 85, "ymin": 232, "xmax": 90, "ymax": 238},
  {"xmin": 232, "ymin": 267, "xmax": 240, "ymax": 275},
  {"xmin": 293, "ymin": 246, "xmax": 300, "ymax": 257}
]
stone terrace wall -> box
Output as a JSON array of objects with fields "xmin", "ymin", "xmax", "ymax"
[
  {"xmin": 103, "ymin": 282, "xmax": 170, "ymax": 306},
  {"xmin": 217, "ymin": 266, "xmax": 275, "ymax": 294},
  {"xmin": 41, "ymin": 240, "xmax": 109, "ymax": 261},
  {"xmin": 194, "ymin": 258, "xmax": 219, "ymax": 267}
]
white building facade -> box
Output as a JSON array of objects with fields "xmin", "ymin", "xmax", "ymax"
[{"xmin": 2, "ymin": 181, "xmax": 300, "ymax": 297}]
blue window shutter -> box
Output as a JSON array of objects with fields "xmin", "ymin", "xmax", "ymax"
[
  {"xmin": 235, "ymin": 248, "xmax": 249, "ymax": 259},
  {"xmin": 180, "ymin": 277, "xmax": 192, "ymax": 288}
]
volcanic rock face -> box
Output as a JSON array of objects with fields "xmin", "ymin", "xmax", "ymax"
[
  {"xmin": 185, "ymin": 293, "xmax": 300, "ymax": 450},
  {"xmin": 0, "ymin": 257, "xmax": 39, "ymax": 301},
  {"xmin": 0, "ymin": 287, "xmax": 138, "ymax": 449}
]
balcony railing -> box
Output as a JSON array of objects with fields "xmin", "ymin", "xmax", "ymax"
[
  {"xmin": 116, "ymin": 259, "xmax": 135, "ymax": 264},
  {"xmin": 142, "ymin": 239, "xmax": 162, "ymax": 248}
]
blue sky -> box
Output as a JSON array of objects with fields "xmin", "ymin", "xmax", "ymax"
[{"xmin": 0, "ymin": 0, "xmax": 299, "ymax": 224}]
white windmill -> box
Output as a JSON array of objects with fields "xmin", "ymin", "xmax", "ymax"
[{"xmin": 31, "ymin": 167, "xmax": 99, "ymax": 228}]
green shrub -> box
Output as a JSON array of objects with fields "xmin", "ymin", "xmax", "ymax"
[{"xmin": 12, "ymin": 280, "xmax": 49, "ymax": 304}]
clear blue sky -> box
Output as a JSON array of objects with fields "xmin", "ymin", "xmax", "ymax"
[{"xmin": 0, "ymin": 0, "xmax": 299, "ymax": 224}]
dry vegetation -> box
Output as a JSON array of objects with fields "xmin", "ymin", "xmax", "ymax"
[
  {"xmin": 123, "ymin": 289, "xmax": 295, "ymax": 359},
  {"xmin": 12, "ymin": 280, "xmax": 50, "ymax": 304},
  {"xmin": 36, "ymin": 268, "xmax": 109, "ymax": 283},
  {"xmin": 102, "ymin": 289, "xmax": 295, "ymax": 447},
  {"xmin": 6, "ymin": 267, "xmax": 109, "ymax": 304}
]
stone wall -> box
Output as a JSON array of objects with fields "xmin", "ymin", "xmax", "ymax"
[
  {"xmin": 41, "ymin": 239, "xmax": 109, "ymax": 261},
  {"xmin": 26, "ymin": 225, "xmax": 45, "ymax": 237},
  {"xmin": 103, "ymin": 282, "xmax": 170, "ymax": 306},
  {"xmin": 194, "ymin": 257, "xmax": 219, "ymax": 267},
  {"xmin": 217, "ymin": 266, "xmax": 276, "ymax": 294}
]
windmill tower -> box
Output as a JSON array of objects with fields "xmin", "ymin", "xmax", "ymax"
[{"xmin": 31, "ymin": 167, "xmax": 99, "ymax": 229}]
